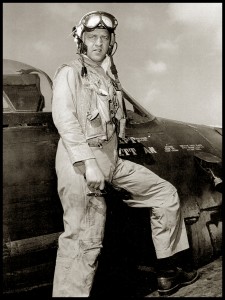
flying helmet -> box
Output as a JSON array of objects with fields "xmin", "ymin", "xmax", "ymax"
[{"xmin": 72, "ymin": 11, "xmax": 118, "ymax": 55}]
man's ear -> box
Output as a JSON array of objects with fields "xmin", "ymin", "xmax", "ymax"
[
  {"xmin": 107, "ymin": 32, "xmax": 116, "ymax": 55},
  {"xmin": 81, "ymin": 43, "xmax": 87, "ymax": 54}
]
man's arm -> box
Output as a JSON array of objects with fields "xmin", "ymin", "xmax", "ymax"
[
  {"xmin": 74, "ymin": 159, "xmax": 105, "ymax": 190},
  {"xmin": 84, "ymin": 159, "xmax": 105, "ymax": 190},
  {"xmin": 52, "ymin": 66, "xmax": 105, "ymax": 190}
]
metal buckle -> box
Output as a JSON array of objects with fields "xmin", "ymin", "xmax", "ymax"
[
  {"xmin": 88, "ymin": 141, "xmax": 103, "ymax": 148},
  {"xmin": 87, "ymin": 190, "xmax": 107, "ymax": 197}
]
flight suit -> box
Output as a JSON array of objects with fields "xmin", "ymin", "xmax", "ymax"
[{"xmin": 52, "ymin": 55, "xmax": 189, "ymax": 297}]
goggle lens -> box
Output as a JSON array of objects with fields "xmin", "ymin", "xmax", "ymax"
[
  {"xmin": 82, "ymin": 12, "xmax": 117, "ymax": 29},
  {"xmin": 84, "ymin": 14, "xmax": 101, "ymax": 28},
  {"xmin": 102, "ymin": 15, "xmax": 114, "ymax": 28}
]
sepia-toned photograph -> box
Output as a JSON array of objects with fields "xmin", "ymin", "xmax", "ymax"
[{"xmin": 3, "ymin": 3, "xmax": 222, "ymax": 297}]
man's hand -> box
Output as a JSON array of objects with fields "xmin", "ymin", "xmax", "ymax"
[{"xmin": 84, "ymin": 159, "xmax": 105, "ymax": 190}]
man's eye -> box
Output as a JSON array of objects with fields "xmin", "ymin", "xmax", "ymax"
[{"xmin": 87, "ymin": 35, "xmax": 109, "ymax": 40}]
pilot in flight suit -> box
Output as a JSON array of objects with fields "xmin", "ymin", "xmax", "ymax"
[{"xmin": 51, "ymin": 10, "xmax": 198, "ymax": 297}]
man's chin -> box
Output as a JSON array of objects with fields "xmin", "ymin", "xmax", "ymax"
[{"xmin": 90, "ymin": 53, "xmax": 106, "ymax": 62}]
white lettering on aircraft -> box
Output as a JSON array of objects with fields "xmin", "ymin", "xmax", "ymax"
[
  {"xmin": 118, "ymin": 137, "xmax": 204, "ymax": 156},
  {"xmin": 120, "ymin": 137, "xmax": 148, "ymax": 144},
  {"xmin": 164, "ymin": 145, "xmax": 179, "ymax": 152},
  {"xmin": 144, "ymin": 147, "xmax": 157, "ymax": 154},
  {"xmin": 179, "ymin": 144, "xmax": 204, "ymax": 151},
  {"xmin": 119, "ymin": 148, "xmax": 137, "ymax": 156}
]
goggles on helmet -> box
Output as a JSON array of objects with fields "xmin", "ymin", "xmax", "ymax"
[
  {"xmin": 80, "ymin": 11, "xmax": 118, "ymax": 30},
  {"xmin": 72, "ymin": 11, "xmax": 118, "ymax": 56}
]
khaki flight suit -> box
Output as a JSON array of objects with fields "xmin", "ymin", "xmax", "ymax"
[{"xmin": 51, "ymin": 55, "xmax": 189, "ymax": 297}]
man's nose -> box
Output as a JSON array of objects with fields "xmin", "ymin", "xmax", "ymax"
[{"xmin": 95, "ymin": 37, "xmax": 103, "ymax": 45}]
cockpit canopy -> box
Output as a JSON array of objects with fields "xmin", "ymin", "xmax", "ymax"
[
  {"xmin": 3, "ymin": 59, "xmax": 155, "ymax": 125},
  {"xmin": 3, "ymin": 59, "xmax": 52, "ymax": 113}
]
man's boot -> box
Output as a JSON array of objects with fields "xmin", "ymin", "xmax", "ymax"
[{"xmin": 156, "ymin": 252, "xmax": 199, "ymax": 296}]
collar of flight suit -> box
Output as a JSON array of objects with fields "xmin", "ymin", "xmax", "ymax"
[{"xmin": 81, "ymin": 54, "xmax": 111, "ymax": 74}]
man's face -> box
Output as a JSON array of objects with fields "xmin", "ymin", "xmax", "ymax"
[{"xmin": 83, "ymin": 28, "xmax": 110, "ymax": 63}]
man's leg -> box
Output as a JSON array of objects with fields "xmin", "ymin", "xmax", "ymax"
[
  {"xmin": 52, "ymin": 141, "xmax": 106, "ymax": 297},
  {"xmin": 112, "ymin": 158, "xmax": 189, "ymax": 257},
  {"xmin": 112, "ymin": 158, "xmax": 198, "ymax": 295}
]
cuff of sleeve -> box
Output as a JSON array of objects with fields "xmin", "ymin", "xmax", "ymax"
[{"xmin": 68, "ymin": 144, "xmax": 95, "ymax": 165}]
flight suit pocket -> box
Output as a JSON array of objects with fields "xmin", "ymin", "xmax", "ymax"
[
  {"xmin": 85, "ymin": 115, "xmax": 106, "ymax": 140},
  {"xmin": 86, "ymin": 197, "xmax": 106, "ymax": 230},
  {"xmin": 84, "ymin": 196, "xmax": 106, "ymax": 241}
]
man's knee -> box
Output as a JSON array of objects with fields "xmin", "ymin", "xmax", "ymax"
[
  {"xmin": 159, "ymin": 181, "xmax": 181, "ymax": 209},
  {"xmin": 157, "ymin": 179, "xmax": 177, "ymax": 196},
  {"xmin": 162, "ymin": 181, "xmax": 177, "ymax": 194}
]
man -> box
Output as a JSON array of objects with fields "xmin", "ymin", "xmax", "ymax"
[{"xmin": 52, "ymin": 11, "xmax": 199, "ymax": 297}]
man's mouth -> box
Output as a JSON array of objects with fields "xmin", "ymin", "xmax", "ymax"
[{"xmin": 93, "ymin": 49, "xmax": 102, "ymax": 53}]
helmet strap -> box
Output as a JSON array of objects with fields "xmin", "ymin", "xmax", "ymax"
[
  {"xmin": 77, "ymin": 53, "xmax": 87, "ymax": 77},
  {"xmin": 110, "ymin": 55, "xmax": 127, "ymax": 118},
  {"xmin": 110, "ymin": 55, "xmax": 121, "ymax": 90},
  {"xmin": 107, "ymin": 32, "xmax": 116, "ymax": 55},
  {"xmin": 76, "ymin": 37, "xmax": 87, "ymax": 55}
]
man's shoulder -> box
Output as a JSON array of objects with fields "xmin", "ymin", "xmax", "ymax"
[
  {"xmin": 53, "ymin": 58, "xmax": 82, "ymax": 79},
  {"xmin": 58, "ymin": 58, "xmax": 81, "ymax": 73},
  {"xmin": 66, "ymin": 58, "xmax": 82, "ymax": 70}
]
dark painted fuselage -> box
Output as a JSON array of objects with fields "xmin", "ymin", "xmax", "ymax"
[{"xmin": 3, "ymin": 59, "xmax": 222, "ymax": 295}]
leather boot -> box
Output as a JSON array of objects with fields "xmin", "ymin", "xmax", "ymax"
[
  {"xmin": 157, "ymin": 267, "xmax": 199, "ymax": 296},
  {"xmin": 156, "ymin": 253, "xmax": 199, "ymax": 296}
]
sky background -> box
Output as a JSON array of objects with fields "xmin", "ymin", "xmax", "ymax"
[{"xmin": 3, "ymin": 3, "xmax": 222, "ymax": 126}]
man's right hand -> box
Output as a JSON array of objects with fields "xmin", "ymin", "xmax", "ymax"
[{"xmin": 84, "ymin": 158, "xmax": 105, "ymax": 190}]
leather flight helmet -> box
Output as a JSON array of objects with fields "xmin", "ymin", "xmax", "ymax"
[{"xmin": 72, "ymin": 11, "xmax": 118, "ymax": 56}]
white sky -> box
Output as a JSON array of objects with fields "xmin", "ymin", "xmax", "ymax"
[{"xmin": 3, "ymin": 3, "xmax": 222, "ymax": 126}]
